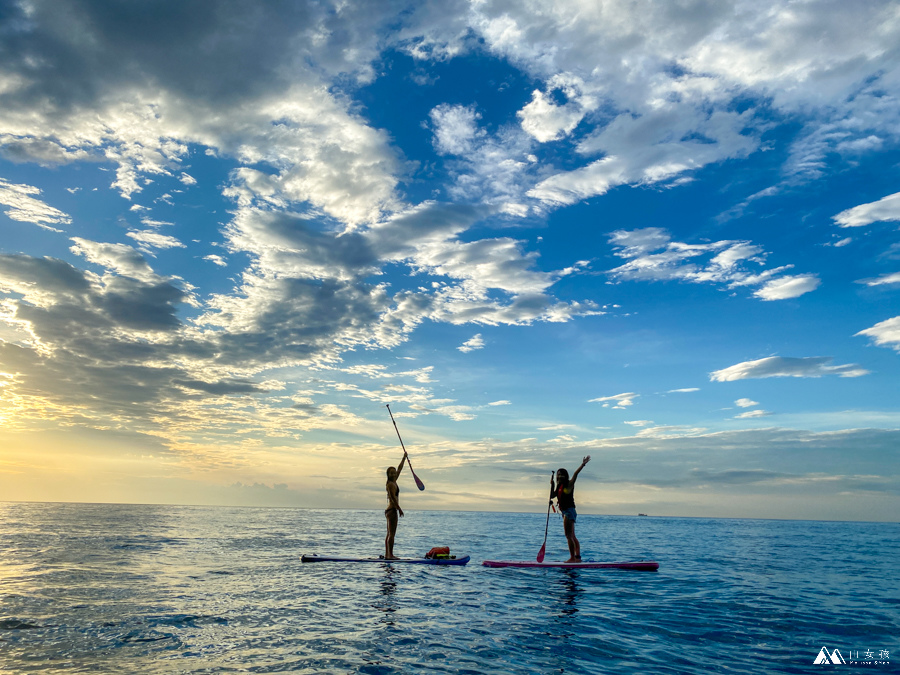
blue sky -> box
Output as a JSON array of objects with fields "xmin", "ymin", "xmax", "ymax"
[{"xmin": 0, "ymin": 0, "xmax": 898, "ymax": 521}]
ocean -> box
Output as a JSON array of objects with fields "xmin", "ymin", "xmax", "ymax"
[{"xmin": 0, "ymin": 502, "xmax": 897, "ymax": 673}]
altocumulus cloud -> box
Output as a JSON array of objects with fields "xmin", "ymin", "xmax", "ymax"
[
  {"xmin": 606, "ymin": 228, "xmax": 820, "ymax": 301},
  {"xmin": 0, "ymin": 178, "xmax": 71, "ymax": 231},
  {"xmin": 856, "ymin": 317, "xmax": 900, "ymax": 352},
  {"xmin": 0, "ymin": 0, "xmax": 609, "ymax": 441},
  {"xmin": 711, "ymin": 356, "xmax": 869, "ymax": 382},
  {"xmin": 0, "ymin": 0, "xmax": 898, "ymax": 476},
  {"xmin": 833, "ymin": 192, "xmax": 900, "ymax": 228},
  {"xmin": 458, "ymin": 334, "xmax": 485, "ymax": 353}
]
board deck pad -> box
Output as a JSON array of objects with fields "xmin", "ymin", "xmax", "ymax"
[
  {"xmin": 301, "ymin": 554, "xmax": 470, "ymax": 565},
  {"xmin": 482, "ymin": 559, "xmax": 658, "ymax": 570}
]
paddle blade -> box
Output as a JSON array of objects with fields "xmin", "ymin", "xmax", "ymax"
[
  {"xmin": 536, "ymin": 543, "xmax": 546, "ymax": 563},
  {"xmin": 412, "ymin": 469, "xmax": 425, "ymax": 491}
]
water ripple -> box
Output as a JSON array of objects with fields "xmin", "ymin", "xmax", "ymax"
[{"xmin": 0, "ymin": 504, "xmax": 896, "ymax": 673}]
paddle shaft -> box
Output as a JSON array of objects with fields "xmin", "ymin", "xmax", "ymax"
[
  {"xmin": 386, "ymin": 404, "xmax": 425, "ymax": 490},
  {"xmin": 537, "ymin": 473, "xmax": 553, "ymax": 562}
]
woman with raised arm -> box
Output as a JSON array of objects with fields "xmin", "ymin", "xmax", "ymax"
[
  {"xmin": 384, "ymin": 451, "xmax": 408, "ymax": 560},
  {"xmin": 551, "ymin": 455, "xmax": 591, "ymax": 562}
]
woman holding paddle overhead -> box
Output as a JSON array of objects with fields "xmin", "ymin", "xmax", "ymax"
[
  {"xmin": 383, "ymin": 404, "xmax": 425, "ymax": 560},
  {"xmin": 384, "ymin": 450, "xmax": 408, "ymax": 560},
  {"xmin": 551, "ymin": 455, "xmax": 591, "ymax": 562}
]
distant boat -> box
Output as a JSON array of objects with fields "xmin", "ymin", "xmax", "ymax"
[{"xmin": 638, "ymin": 513, "xmax": 648, "ymax": 517}]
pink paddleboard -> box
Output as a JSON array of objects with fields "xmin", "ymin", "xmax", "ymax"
[{"xmin": 482, "ymin": 559, "xmax": 659, "ymax": 570}]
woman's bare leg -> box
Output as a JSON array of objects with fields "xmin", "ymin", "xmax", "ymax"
[
  {"xmin": 385, "ymin": 510, "xmax": 399, "ymax": 559},
  {"xmin": 564, "ymin": 517, "xmax": 581, "ymax": 562}
]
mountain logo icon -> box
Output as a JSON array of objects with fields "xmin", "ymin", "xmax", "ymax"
[{"xmin": 814, "ymin": 647, "xmax": 846, "ymax": 664}]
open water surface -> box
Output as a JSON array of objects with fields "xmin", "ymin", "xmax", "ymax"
[{"xmin": 0, "ymin": 502, "xmax": 897, "ymax": 673}]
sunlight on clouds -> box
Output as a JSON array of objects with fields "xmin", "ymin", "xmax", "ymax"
[
  {"xmin": 0, "ymin": 0, "xmax": 898, "ymax": 514},
  {"xmin": 70, "ymin": 238, "xmax": 160, "ymax": 282},
  {"xmin": 203, "ymin": 254, "xmax": 227, "ymax": 267},
  {"xmin": 518, "ymin": 74, "xmax": 596, "ymax": 143},
  {"xmin": 0, "ymin": 178, "xmax": 71, "ymax": 231},
  {"xmin": 126, "ymin": 230, "xmax": 186, "ymax": 254},
  {"xmin": 470, "ymin": 0, "xmax": 900, "ymax": 206}
]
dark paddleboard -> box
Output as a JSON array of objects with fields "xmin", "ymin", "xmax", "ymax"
[
  {"xmin": 301, "ymin": 554, "xmax": 470, "ymax": 565},
  {"xmin": 482, "ymin": 559, "xmax": 658, "ymax": 570}
]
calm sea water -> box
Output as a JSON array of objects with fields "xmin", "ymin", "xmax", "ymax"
[{"xmin": 0, "ymin": 503, "xmax": 897, "ymax": 674}]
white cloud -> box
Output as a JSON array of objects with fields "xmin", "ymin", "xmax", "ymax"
[
  {"xmin": 753, "ymin": 274, "xmax": 821, "ymax": 301},
  {"xmin": 833, "ymin": 191, "xmax": 900, "ymax": 227},
  {"xmin": 341, "ymin": 363, "xmax": 434, "ymax": 384},
  {"xmin": 69, "ymin": 238, "xmax": 159, "ymax": 282},
  {"xmin": 518, "ymin": 74, "xmax": 596, "ymax": 143},
  {"xmin": 2, "ymin": 0, "xmax": 899, "ymax": 465},
  {"xmin": 126, "ymin": 230, "xmax": 186, "ymax": 253},
  {"xmin": 427, "ymin": 106, "xmax": 538, "ymax": 214},
  {"xmin": 208, "ymin": 200, "xmax": 601, "ymax": 344},
  {"xmin": 529, "ymin": 109, "xmax": 757, "ymax": 206},
  {"xmin": 140, "ymin": 218, "xmax": 175, "ymax": 228},
  {"xmin": 464, "ymin": 0, "xmax": 900, "ymax": 204},
  {"xmin": 411, "ymin": 238, "xmax": 556, "ymax": 295},
  {"xmin": 668, "ymin": 388, "xmax": 699, "ymax": 393},
  {"xmin": 624, "ymin": 420, "xmax": 653, "ymax": 427},
  {"xmin": 430, "ymin": 104, "xmax": 485, "ymax": 155},
  {"xmin": 204, "ymin": 254, "xmax": 227, "ymax": 267},
  {"xmin": 735, "ymin": 398, "xmax": 759, "ymax": 408},
  {"xmin": 856, "ymin": 316, "xmax": 900, "ymax": 352},
  {"xmin": 0, "ymin": 2, "xmax": 403, "ymax": 225},
  {"xmin": 458, "ymin": 334, "xmax": 485, "ymax": 352},
  {"xmin": 488, "ymin": 400, "xmax": 510, "ymax": 406},
  {"xmin": 607, "ymin": 228, "xmax": 818, "ymax": 301},
  {"xmin": 634, "ymin": 425, "xmax": 708, "ymax": 439},
  {"xmin": 609, "ymin": 228, "xmax": 674, "ymax": 259},
  {"xmin": 858, "ymin": 272, "xmax": 900, "ymax": 287},
  {"xmin": 711, "ymin": 356, "xmax": 869, "ymax": 382},
  {"xmin": 518, "ymin": 89, "xmax": 585, "ymax": 143},
  {"xmin": 4, "ymin": 0, "xmax": 899, "ymax": 229},
  {"xmin": 589, "ymin": 392, "xmax": 638, "ymax": 409},
  {"xmin": 179, "ymin": 172, "xmax": 197, "ymax": 186},
  {"xmin": 735, "ymin": 409, "xmax": 772, "ymax": 419},
  {"xmin": 0, "ymin": 178, "xmax": 71, "ymax": 231}
]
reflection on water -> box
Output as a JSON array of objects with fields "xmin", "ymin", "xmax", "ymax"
[
  {"xmin": 376, "ymin": 566, "xmax": 400, "ymax": 625},
  {"xmin": 0, "ymin": 503, "xmax": 897, "ymax": 674},
  {"xmin": 553, "ymin": 570, "xmax": 582, "ymax": 618}
]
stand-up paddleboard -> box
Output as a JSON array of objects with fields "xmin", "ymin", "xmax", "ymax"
[
  {"xmin": 302, "ymin": 554, "xmax": 470, "ymax": 566},
  {"xmin": 482, "ymin": 559, "xmax": 658, "ymax": 570}
]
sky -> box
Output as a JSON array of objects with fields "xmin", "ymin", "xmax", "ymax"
[{"xmin": 0, "ymin": 0, "xmax": 898, "ymax": 521}]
